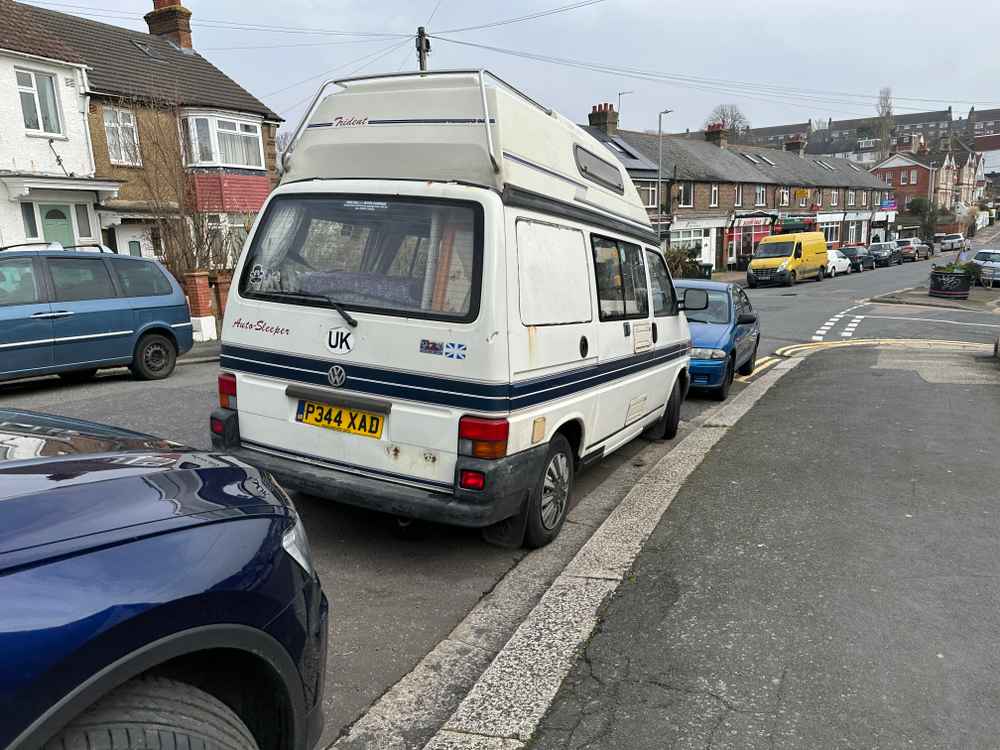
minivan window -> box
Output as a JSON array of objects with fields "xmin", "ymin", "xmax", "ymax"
[
  {"xmin": 645, "ymin": 249, "xmax": 676, "ymax": 316},
  {"xmin": 48, "ymin": 257, "xmax": 116, "ymax": 302},
  {"xmin": 754, "ymin": 241, "xmax": 794, "ymax": 258},
  {"xmin": 0, "ymin": 259, "xmax": 40, "ymax": 306},
  {"xmin": 592, "ymin": 236, "xmax": 648, "ymax": 320},
  {"xmin": 240, "ymin": 196, "xmax": 482, "ymax": 322},
  {"xmin": 111, "ymin": 258, "xmax": 173, "ymax": 297}
]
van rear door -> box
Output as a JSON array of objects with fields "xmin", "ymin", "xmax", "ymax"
[{"xmin": 224, "ymin": 190, "xmax": 503, "ymax": 492}]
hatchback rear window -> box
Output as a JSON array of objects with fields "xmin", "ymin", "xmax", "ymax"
[{"xmin": 240, "ymin": 196, "xmax": 483, "ymax": 322}]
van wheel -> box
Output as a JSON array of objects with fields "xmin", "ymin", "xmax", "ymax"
[
  {"xmin": 816, "ymin": 266, "xmax": 824, "ymax": 282},
  {"xmin": 131, "ymin": 333, "xmax": 177, "ymax": 381},
  {"xmin": 785, "ymin": 271, "xmax": 796, "ymax": 287},
  {"xmin": 58, "ymin": 368, "xmax": 98, "ymax": 383},
  {"xmin": 44, "ymin": 677, "xmax": 258, "ymax": 750},
  {"xmin": 524, "ymin": 434, "xmax": 574, "ymax": 548}
]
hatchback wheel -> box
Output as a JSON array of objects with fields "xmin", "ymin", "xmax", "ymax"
[
  {"xmin": 131, "ymin": 333, "xmax": 177, "ymax": 380},
  {"xmin": 525, "ymin": 433, "xmax": 574, "ymax": 548},
  {"xmin": 45, "ymin": 677, "xmax": 259, "ymax": 750},
  {"xmin": 829, "ymin": 266, "xmax": 837, "ymax": 278},
  {"xmin": 714, "ymin": 356, "xmax": 734, "ymax": 401}
]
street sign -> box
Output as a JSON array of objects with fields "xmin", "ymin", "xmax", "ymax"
[{"xmin": 880, "ymin": 199, "xmax": 897, "ymax": 210}]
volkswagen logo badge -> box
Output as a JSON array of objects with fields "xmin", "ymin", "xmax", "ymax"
[{"xmin": 328, "ymin": 365, "xmax": 347, "ymax": 388}]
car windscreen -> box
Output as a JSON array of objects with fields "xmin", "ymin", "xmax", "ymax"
[
  {"xmin": 870, "ymin": 244, "xmax": 891, "ymax": 252},
  {"xmin": 239, "ymin": 195, "xmax": 483, "ymax": 322},
  {"xmin": 754, "ymin": 241, "xmax": 794, "ymax": 258},
  {"xmin": 945, "ymin": 234, "xmax": 963, "ymax": 241},
  {"xmin": 681, "ymin": 290, "xmax": 730, "ymax": 325},
  {"xmin": 974, "ymin": 252, "xmax": 1000, "ymax": 263}
]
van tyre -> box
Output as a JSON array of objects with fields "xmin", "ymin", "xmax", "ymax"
[
  {"xmin": 714, "ymin": 356, "xmax": 734, "ymax": 401},
  {"xmin": 524, "ymin": 434, "xmax": 574, "ymax": 548},
  {"xmin": 785, "ymin": 271, "xmax": 796, "ymax": 287},
  {"xmin": 816, "ymin": 267, "xmax": 824, "ymax": 282},
  {"xmin": 44, "ymin": 677, "xmax": 258, "ymax": 750},
  {"xmin": 650, "ymin": 377, "xmax": 683, "ymax": 441},
  {"xmin": 131, "ymin": 333, "xmax": 177, "ymax": 381}
]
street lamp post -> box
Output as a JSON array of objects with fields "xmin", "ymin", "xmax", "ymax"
[{"xmin": 657, "ymin": 108, "xmax": 673, "ymax": 248}]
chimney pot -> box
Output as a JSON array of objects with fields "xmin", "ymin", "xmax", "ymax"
[
  {"xmin": 705, "ymin": 123, "xmax": 729, "ymax": 148},
  {"xmin": 145, "ymin": 0, "xmax": 193, "ymax": 48},
  {"xmin": 592, "ymin": 105, "xmax": 598, "ymax": 113},
  {"xmin": 587, "ymin": 101, "xmax": 619, "ymax": 136}
]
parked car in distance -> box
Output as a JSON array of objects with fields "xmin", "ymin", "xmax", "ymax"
[
  {"xmin": 673, "ymin": 280, "xmax": 760, "ymax": 401},
  {"xmin": 971, "ymin": 249, "xmax": 1000, "ymax": 285},
  {"xmin": 0, "ymin": 410, "xmax": 328, "ymax": 750},
  {"xmin": 827, "ymin": 249, "xmax": 852, "ymax": 277},
  {"xmin": 897, "ymin": 238, "xmax": 931, "ymax": 261},
  {"xmin": 868, "ymin": 241, "xmax": 902, "ymax": 267},
  {"xmin": 939, "ymin": 233, "xmax": 967, "ymax": 252},
  {"xmin": 840, "ymin": 246, "xmax": 876, "ymax": 272},
  {"xmin": 0, "ymin": 244, "xmax": 192, "ymax": 383}
]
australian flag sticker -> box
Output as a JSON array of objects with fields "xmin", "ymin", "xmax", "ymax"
[{"xmin": 445, "ymin": 342, "xmax": 467, "ymax": 360}]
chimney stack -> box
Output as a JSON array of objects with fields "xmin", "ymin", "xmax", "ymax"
[
  {"xmin": 145, "ymin": 0, "xmax": 193, "ymax": 49},
  {"xmin": 588, "ymin": 102, "xmax": 619, "ymax": 136},
  {"xmin": 704, "ymin": 122, "xmax": 729, "ymax": 149},
  {"xmin": 784, "ymin": 134, "xmax": 807, "ymax": 158}
]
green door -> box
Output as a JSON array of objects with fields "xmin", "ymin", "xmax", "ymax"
[{"xmin": 40, "ymin": 205, "xmax": 74, "ymax": 248}]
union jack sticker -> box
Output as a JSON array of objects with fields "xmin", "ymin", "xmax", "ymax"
[{"xmin": 444, "ymin": 342, "xmax": 467, "ymax": 360}]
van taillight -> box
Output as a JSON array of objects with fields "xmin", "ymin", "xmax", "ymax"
[
  {"xmin": 458, "ymin": 416, "xmax": 509, "ymax": 459},
  {"xmin": 219, "ymin": 373, "xmax": 237, "ymax": 410}
]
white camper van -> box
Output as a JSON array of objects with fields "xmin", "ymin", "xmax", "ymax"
[{"xmin": 211, "ymin": 70, "xmax": 705, "ymax": 547}]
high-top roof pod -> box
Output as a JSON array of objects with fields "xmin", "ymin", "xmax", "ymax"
[{"xmin": 281, "ymin": 69, "xmax": 654, "ymax": 241}]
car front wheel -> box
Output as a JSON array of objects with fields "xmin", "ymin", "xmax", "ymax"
[{"xmin": 44, "ymin": 677, "xmax": 259, "ymax": 750}]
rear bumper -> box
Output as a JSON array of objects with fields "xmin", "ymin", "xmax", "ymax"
[
  {"xmin": 211, "ymin": 409, "xmax": 547, "ymax": 528},
  {"xmin": 689, "ymin": 359, "xmax": 726, "ymax": 388}
]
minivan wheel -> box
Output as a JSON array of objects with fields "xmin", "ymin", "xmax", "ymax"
[
  {"xmin": 44, "ymin": 676, "xmax": 259, "ymax": 750},
  {"xmin": 524, "ymin": 434, "xmax": 574, "ymax": 548},
  {"xmin": 58, "ymin": 368, "xmax": 98, "ymax": 383},
  {"xmin": 131, "ymin": 333, "xmax": 177, "ymax": 381}
]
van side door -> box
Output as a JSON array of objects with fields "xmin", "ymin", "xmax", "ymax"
[
  {"xmin": 644, "ymin": 248, "xmax": 684, "ymax": 407},
  {"xmin": 590, "ymin": 235, "xmax": 654, "ymax": 446},
  {"xmin": 0, "ymin": 257, "xmax": 53, "ymax": 378}
]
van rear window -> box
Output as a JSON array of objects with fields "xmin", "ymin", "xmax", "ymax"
[{"xmin": 239, "ymin": 196, "xmax": 482, "ymax": 322}]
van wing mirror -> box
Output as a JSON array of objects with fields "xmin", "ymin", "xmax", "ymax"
[
  {"xmin": 737, "ymin": 312, "xmax": 758, "ymax": 325},
  {"xmin": 680, "ymin": 288, "xmax": 709, "ymax": 311}
]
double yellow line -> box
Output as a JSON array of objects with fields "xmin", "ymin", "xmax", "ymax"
[
  {"xmin": 774, "ymin": 338, "xmax": 993, "ymax": 358},
  {"xmin": 735, "ymin": 355, "xmax": 780, "ymax": 382}
]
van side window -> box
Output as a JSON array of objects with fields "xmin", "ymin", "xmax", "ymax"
[
  {"xmin": 48, "ymin": 258, "xmax": 116, "ymax": 302},
  {"xmin": 0, "ymin": 259, "xmax": 41, "ymax": 306},
  {"xmin": 644, "ymin": 249, "xmax": 677, "ymax": 316},
  {"xmin": 516, "ymin": 219, "xmax": 592, "ymax": 325},
  {"xmin": 794, "ymin": 242, "xmax": 802, "ymax": 258},
  {"xmin": 591, "ymin": 236, "xmax": 648, "ymax": 320},
  {"xmin": 110, "ymin": 258, "xmax": 172, "ymax": 297}
]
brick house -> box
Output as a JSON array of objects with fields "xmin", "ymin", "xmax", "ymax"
[
  {"xmin": 584, "ymin": 104, "xmax": 893, "ymax": 271},
  {"xmin": 12, "ymin": 0, "xmax": 281, "ymax": 263},
  {"xmin": 871, "ymin": 138, "xmax": 983, "ymax": 214}
]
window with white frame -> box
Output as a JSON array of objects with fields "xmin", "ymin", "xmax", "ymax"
[
  {"xmin": 678, "ymin": 182, "xmax": 694, "ymax": 207},
  {"xmin": 779, "ymin": 186, "xmax": 789, "ymax": 206},
  {"xmin": 884, "ymin": 172, "xmax": 893, "ymax": 185},
  {"xmin": 103, "ymin": 107, "xmax": 141, "ymax": 166},
  {"xmin": 181, "ymin": 115, "xmax": 264, "ymax": 169},
  {"xmin": 16, "ymin": 69, "xmax": 61, "ymax": 135},
  {"xmin": 847, "ymin": 223, "xmax": 857, "ymax": 244},
  {"xmin": 910, "ymin": 168, "xmax": 917, "ymax": 183},
  {"xmin": 754, "ymin": 184, "xmax": 766, "ymax": 206},
  {"xmin": 862, "ymin": 190, "xmax": 868, "ymax": 207},
  {"xmin": 847, "ymin": 189, "xmax": 855, "ymax": 206},
  {"xmin": 815, "ymin": 189, "xmax": 822, "ymax": 207},
  {"xmin": 900, "ymin": 171, "xmax": 909, "ymax": 185},
  {"xmin": 74, "ymin": 204, "xmax": 93, "ymax": 239},
  {"xmin": 635, "ymin": 181, "xmax": 658, "ymax": 209},
  {"xmin": 820, "ymin": 223, "xmax": 840, "ymax": 244},
  {"xmin": 710, "ymin": 183, "xmax": 719, "ymax": 207},
  {"xmin": 734, "ymin": 184, "xmax": 743, "ymax": 207},
  {"xmin": 831, "ymin": 189, "xmax": 838, "ymax": 207}
]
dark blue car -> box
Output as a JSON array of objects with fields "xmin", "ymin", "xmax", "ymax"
[
  {"xmin": 0, "ymin": 245, "xmax": 193, "ymax": 383},
  {"xmin": 674, "ymin": 280, "xmax": 760, "ymax": 400},
  {"xmin": 0, "ymin": 410, "xmax": 328, "ymax": 750}
]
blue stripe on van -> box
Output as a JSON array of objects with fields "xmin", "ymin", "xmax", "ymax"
[{"xmin": 220, "ymin": 341, "xmax": 690, "ymax": 414}]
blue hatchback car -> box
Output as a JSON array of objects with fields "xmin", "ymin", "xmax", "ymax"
[
  {"xmin": 0, "ymin": 244, "xmax": 193, "ymax": 383},
  {"xmin": 0, "ymin": 409, "xmax": 328, "ymax": 750},
  {"xmin": 674, "ymin": 280, "xmax": 761, "ymax": 400}
]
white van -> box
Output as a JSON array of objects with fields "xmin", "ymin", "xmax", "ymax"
[{"xmin": 211, "ymin": 70, "xmax": 705, "ymax": 546}]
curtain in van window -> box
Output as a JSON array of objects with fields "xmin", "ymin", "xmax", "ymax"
[{"xmin": 592, "ymin": 237, "xmax": 648, "ymax": 320}]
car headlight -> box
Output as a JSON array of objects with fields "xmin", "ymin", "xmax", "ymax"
[
  {"xmin": 690, "ymin": 347, "xmax": 728, "ymax": 360},
  {"xmin": 283, "ymin": 512, "xmax": 314, "ymax": 576}
]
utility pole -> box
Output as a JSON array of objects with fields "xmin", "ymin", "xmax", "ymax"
[{"xmin": 416, "ymin": 26, "xmax": 430, "ymax": 71}]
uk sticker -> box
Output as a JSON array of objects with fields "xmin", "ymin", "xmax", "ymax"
[
  {"xmin": 445, "ymin": 342, "xmax": 467, "ymax": 360},
  {"xmin": 420, "ymin": 339, "xmax": 444, "ymax": 356},
  {"xmin": 328, "ymin": 327, "xmax": 354, "ymax": 354}
]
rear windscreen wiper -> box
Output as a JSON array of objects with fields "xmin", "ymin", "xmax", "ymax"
[{"xmin": 262, "ymin": 290, "xmax": 358, "ymax": 328}]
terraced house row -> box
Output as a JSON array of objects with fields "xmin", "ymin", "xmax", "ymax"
[
  {"xmin": 583, "ymin": 103, "xmax": 894, "ymax": 272},
  {"xmin": 0, "ymin": 0, "xmax": 279, "ymax": 269}
]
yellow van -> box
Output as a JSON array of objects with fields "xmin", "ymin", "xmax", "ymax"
[{"xmin": 747, "ymin": 231, "xmax": 828, "ymax": 287}]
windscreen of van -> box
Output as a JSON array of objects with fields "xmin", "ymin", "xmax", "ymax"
[
  {"xmin": 239, "ymin": 196, "xmax": 482, "ymax": 321},
  {"xmin": 754, "ymin": 241, "xmax": 794, "ymax": 258}
]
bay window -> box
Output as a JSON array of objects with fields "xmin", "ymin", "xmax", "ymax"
[
  {"xmin": 103, "ymin": 107, "xmax": 141, "ymax": 166},
  {"xmin": 16, "ymin": 69, "xmax": 61, "ymax": 135},
  {"xmin": 182, "ymin": 114, "xmax": 264, "ymax": 169}
]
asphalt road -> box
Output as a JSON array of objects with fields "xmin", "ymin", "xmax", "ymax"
[
  {"xmin": 532, "ymin": 345, "xmax": 1000, "ymax": 749},
  {"xmin": 2, "ymin": 230, "xmax": 996, "ymax": 744}
]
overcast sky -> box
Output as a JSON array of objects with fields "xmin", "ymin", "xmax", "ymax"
[{"xmin": 30, "ymin": 0, "xmax": 1000, "ymax": 135}]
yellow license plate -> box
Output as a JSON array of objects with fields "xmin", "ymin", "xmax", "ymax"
[{"xmin": 295, "ymin": 400, "xmax": 384, "ymax": 439}]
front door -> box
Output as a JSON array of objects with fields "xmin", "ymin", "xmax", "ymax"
[
  {"xmin": 0, "ymin": 257, "xmax": 53, "ymax": 378},
  {"xmin": 40, "ymin": 205, "xmax": 75, "ymax": 248}
]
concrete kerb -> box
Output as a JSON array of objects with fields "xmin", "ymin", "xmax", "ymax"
[{"xmin": 419, "ymin": 360, "xmax": 802, "ymax": 749}]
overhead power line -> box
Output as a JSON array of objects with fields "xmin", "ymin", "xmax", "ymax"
[
  {"xmin": 264, "ymin": 39, "xmax": 410, "ymax": 101},
  {"xmin": 430, "ymin": 0, "xmax": 609, "ymax": 34}
]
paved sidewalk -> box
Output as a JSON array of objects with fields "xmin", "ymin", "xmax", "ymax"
[
  {"xmin": 531, "ymin": 346, "xmax": 1000, "ymax": 749},
  {"xmin": 178, "ymin": 339, "xmax": 220, "ymax": 364},
  {"xmin": 871, "ymin": 283, "xmax": 1000, "ymax": 313}
]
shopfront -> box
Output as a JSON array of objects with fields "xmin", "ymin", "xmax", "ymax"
[
  {"xmin": 870, "ymin": 210, "xmax": 894, "ymax": 243},
  {"xmin": 726, "ymin": 214, "xmax": 774, "ymax": 270},
  {"xmin": 816, "ymin": 212, "xmax": 844, "ymax": 248},
  {"xmin": 669, "ymin": 216, "xmax": 728, "ymax": 270},
  {"xmin": 843, "ymin": 211, "xmax": 870, "ymax": 247}
]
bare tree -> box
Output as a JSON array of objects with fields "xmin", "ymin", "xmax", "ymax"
[
  {"xmin": 276, "ymin": 129, "xmax": 293, "ymax": 156},
  {"xmin": 704, "ymin": 104, "xmax": 750, "ymax": 135},
  {"xmin": 875, "ymin": 86, "xmax": 894, "ymax": 160}
]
